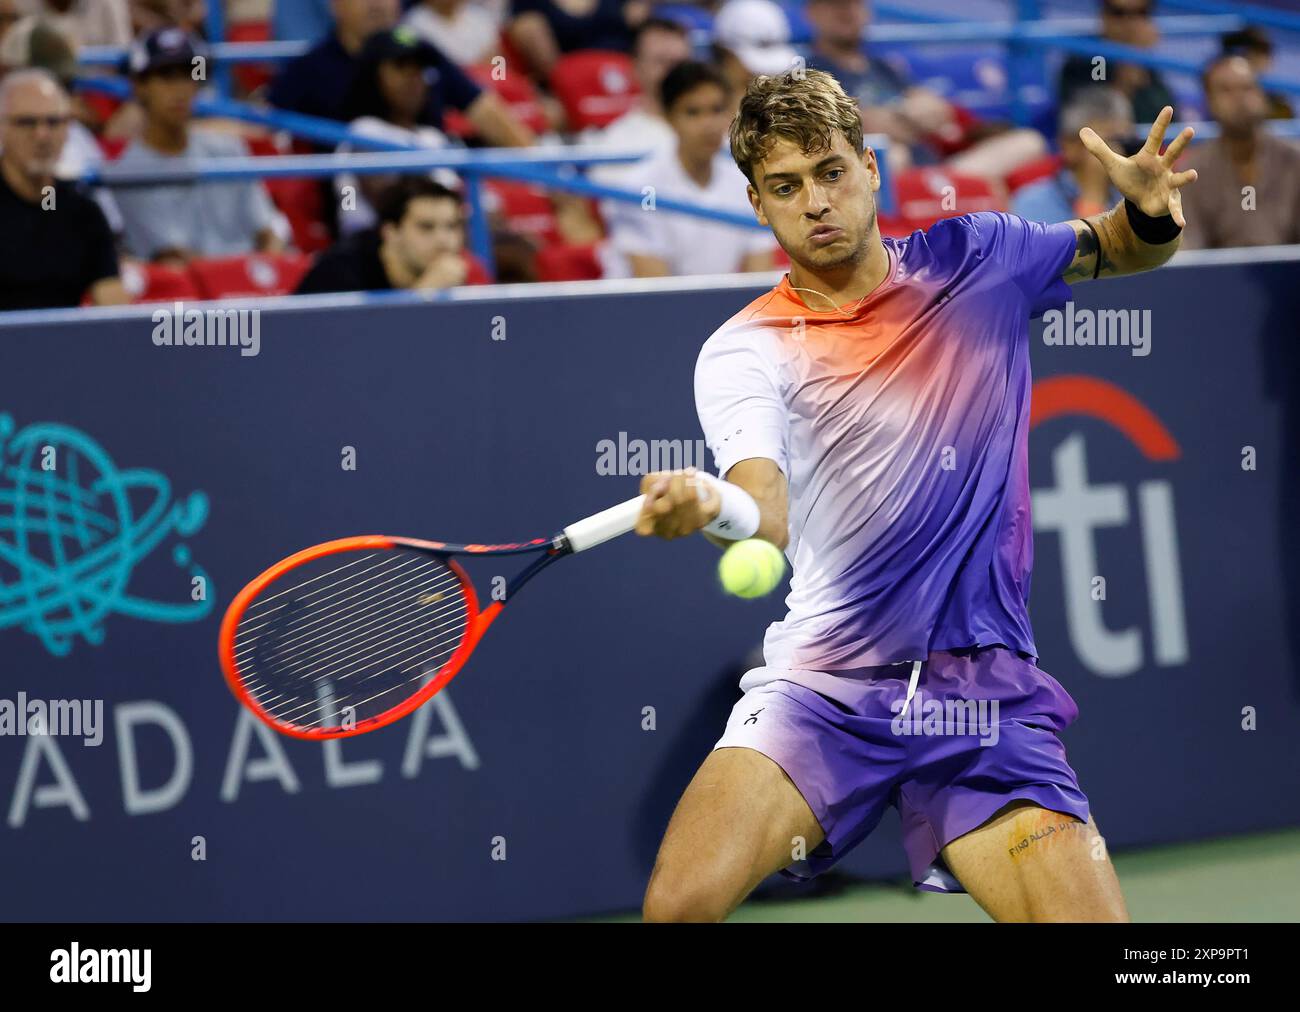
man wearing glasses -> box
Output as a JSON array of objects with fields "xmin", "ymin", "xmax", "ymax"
[
  {"xmin": 1059, "ymin": 0, "xmax": 1178, "ymax": 126},
  {"xmin": 0, "ymin": 69, "xmax": 125, "ymax": 310}
]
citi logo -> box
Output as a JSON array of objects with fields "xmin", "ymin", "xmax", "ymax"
[
  {"xmin": 1030, "ymin": 376, "xmax": 1188, "ymax": 677},
  {"xmin": 49, "ymin": 942, "xmax": 151, "ymax": 991}
]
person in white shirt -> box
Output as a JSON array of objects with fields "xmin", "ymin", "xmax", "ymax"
[
  {"xmin": 600, "ymin": 60, "xmax": 775, "ymax": 278},
  {"xmin": 586, "ymin": 16, "xmax": 691, "ymax": 187},
  {"xmin": 402, "ymin": 0, "xmax": 499, "ymax": 66},
  {"xmin": 15, "ymin": 0, "xmax": 130, "ymax": 47}
]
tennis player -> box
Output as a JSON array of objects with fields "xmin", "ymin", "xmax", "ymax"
[{"xmin": 635, "ymin": 70, "xmax": 1196, "ymax": 922}]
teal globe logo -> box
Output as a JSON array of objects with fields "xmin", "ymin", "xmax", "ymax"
[{"xmin": 0, "ymin": 414, "xmax": 212, "ymax": 656}]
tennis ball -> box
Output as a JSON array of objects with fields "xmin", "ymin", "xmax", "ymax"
[{"xmin": 718, "ymin": 539, "xmax": 786, "ymax": 599}]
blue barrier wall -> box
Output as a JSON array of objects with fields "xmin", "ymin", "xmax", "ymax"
[{"xmin": 1, "ymin": 253, "xmax": 1298, "ymax": 920}]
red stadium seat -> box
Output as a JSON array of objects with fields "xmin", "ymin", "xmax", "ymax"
[
  {"xmin": 228, "ymin": 21, "xmax": 273, "ymax": 96},
  {"xmin": 548, "ymin": 50, "xmax": 639, "ymax": 131},
  {"xmin": 444, "ymin": 63, "xmax": 550, "ymax": 139},
  {"xmin": 97, "ymin": 135, "xmax": 128, "ymax": 161},
  {"xmin": 535, "ymin": 242, "xmax": 603, "ymax": 282},
  {"xmin": 245, "ymin": 134, "xmax": 332, "ymax": 254},
  {"xmin": 893, "ymin": 167, "xmax": 1004, "ymax": 232},
  {"xmin": 462, "ymin": 251, "xmax": 493, "ymax": 285},
  {"xmin": 485, "ymin": 180, "xmax": 562, "ymax": 246},
  {"xmin": 117, "ymin": 260, "xmax": 202, "ymax": 303},
  {"xmin": 877, "ymin": 212, "xmax": 912, "ymax": 238},
  {"xmin": 189, "ymin": 253, "xmax": 313, "ymax": 299},
  {"xmin": 1005, "ymin": 153, "xmax": 1063, "ymax": 193}
]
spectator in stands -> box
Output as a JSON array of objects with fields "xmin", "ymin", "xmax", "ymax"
[
  {"xmin": 296, "ymin": 176, "xmax": 474, "ymax": 293},
  {"xmin": 804, "ymin": 0, "xmax": 1045, "ymax": 179},
  {"xmin": 1179, "ymin": 55, "xmax": 1300, "ymax": 250},
  {"xmin": 1221, "ymin": 25, "xmax": 1293, "ymax": 120},
  {"xmin": 508, "ymin": 0, "xmax": 647, "ymax": 81},
  {"xmin": 1058, "ymin": 0, "xmax": 1177, "ymax": 126},
  {"xmin": 1013, "ymin": 88, "xmax": 1132, "ymax": 224},
  {"xmin": 0, "ymin": 17, "xmax": 123, "ymax": 231},
  {"xmin": 586, "ymin": 16, "xmax": 690, "ymax": 184},
  {"xmin": 0, "ymin": 69, "xmax": 125, "ymax": 309},
  {"xmin": 114, "ymin": 28, "xmax": 290, "ymax": 263},
  {"xmin": 13, "ymin": 0, "xmax": 131, "ymax": 47},
  {"xmin": 403, "ymin": 0, "xmax": 499, "ymax": 66},
  {"xmin": 712, "ymin": 0, "xmax": 800, "ymax": 103},
  {"xmin": 599, "ymin": 60, "xmax": 775, "ymax": 278},
  {"xmin": 268, "ymin": 0, "xmax": 401, "ymax": 122},
  {"xmin": 130, "ymin": 0, "xmax": 207, "ymax": 36},
  {"xmin": 333, "ymin": 26, "xmax": 534, "ymax": 234},
  {"xmin": 344, "ymin": 26, "xmax": 531, "ymax": 145}
]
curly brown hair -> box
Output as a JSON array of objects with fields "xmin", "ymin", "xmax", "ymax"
[{"xmin": 729, "ymin": 70, "xmax": 864, "ymax": 187}]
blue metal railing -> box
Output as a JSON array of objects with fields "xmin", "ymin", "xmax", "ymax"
[
  {"xmin": 66, "ymin": 0, "xmax": 1296, "ymax": 276},
  {"xmin": 72, "ymin": 76, "xmax": 894, "ymax": 278}
]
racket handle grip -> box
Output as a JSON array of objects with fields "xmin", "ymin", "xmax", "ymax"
[
  {"xmin": 564, "ymin": 479, "xmax": 719, "ymax": 553},
  {"xmin": 563, "ymin": 495, "xmax": 646, "ymax": 553}
]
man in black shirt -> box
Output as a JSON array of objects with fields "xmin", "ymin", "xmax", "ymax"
[
  {"xmin": 1058, "ymin": 0, "xmax": 1178, "ymax": 125},
  {"xmin": 296, "ymin": 176, "xmax": 470, "ymax": 293},
  {"xmin": 267, "ymin": 0, "xmax": 401, "ymax": 122},
  {"xmin": 0, "ymin": 69, "xmax": 125, "ymax": 311}
]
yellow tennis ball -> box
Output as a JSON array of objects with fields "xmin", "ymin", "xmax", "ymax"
[{"xmin": 718, "ymin": 539, "xmax": 786, "ymax": 599}]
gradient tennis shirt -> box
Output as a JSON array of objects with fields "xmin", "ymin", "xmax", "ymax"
[{"xmin": 695, "ymin": 211, "xmax": 1078, "ymax": 676}]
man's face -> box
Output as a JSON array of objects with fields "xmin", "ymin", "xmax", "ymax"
[
  {"xmin": 747, "ymin": 130, "xmax": 880, "ymax": 272},
  {"xmin": 1205, "ymin": 56, "xmax": 1268, "ymax": 134},
  {"xmin": 1101, "ymin": 0, "xmax": 1156, "ymax": 47},
  {"xmin": 807, "ymin": 0, "xmax": 869, "ymax": 50},
  {"xmin": 666, "ymin": 82, "xmax": 731, "ymax": 161},
  {"xmin": 332, "ymin": 0, "xmax": 400, "ymax": 40},
  {"xmin": 0, "ymin": 77, "xmax": 71, "ymax": 180},
  {"xmin": 386, "ymin": 196, "xmax": 464, "ymax": 277},
  {"xmin": 377, "ymin": 58, "xmax": 428, "ymax": 120},
  {"xmin": 135, "ymin": 65, "xmax": 199, "ymax": 130},
  {"xmin": 634, "ymin": 27, "xmax": 691, "ymax": 99}
]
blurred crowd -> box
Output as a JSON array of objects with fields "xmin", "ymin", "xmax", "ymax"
[{"xmin": 0, "ymin": 0, "xmax": 1297, "ymax": 310}]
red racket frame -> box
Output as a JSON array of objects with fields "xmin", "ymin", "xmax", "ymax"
[{"xmin": 218, "ymin": 534, "xmax": 562, "ymax": 740}]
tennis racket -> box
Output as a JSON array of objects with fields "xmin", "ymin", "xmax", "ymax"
[{"xmin": 218, "ymin": 494, "xmax": 649, "ymax": 740}]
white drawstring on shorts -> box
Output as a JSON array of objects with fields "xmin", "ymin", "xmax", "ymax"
[{"xmin": 898, "ymin": 659, "xmax": 923, "ymax": 719}]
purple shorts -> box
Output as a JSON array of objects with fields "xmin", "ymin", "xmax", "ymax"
[{"xmin": 712, "ymin": 646, "xmax": 1091, "ymax": 893}]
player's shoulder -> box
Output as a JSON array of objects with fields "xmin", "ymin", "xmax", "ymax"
[
  {"xmin": 903, "ymin": 211, "xmax": 1069, "ymax": 273},
  {"xmin": 703, "ymin": 283, "xmax": 790, "ymax": 347},
  {"xmin": 922, "ymin": 210, "xmax": 1032, "ymax": 252},
  {"xmin": 695, "ymin": 284, "xmax": 790, "ymax": 372}
]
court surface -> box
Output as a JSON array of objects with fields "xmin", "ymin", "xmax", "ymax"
[{"xmin": 580, "ymin": 827, "xmax": 1300, "ymax": 922}]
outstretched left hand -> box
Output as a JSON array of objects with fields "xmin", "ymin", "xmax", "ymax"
[{"xmin": 1079, "ymin": 106, "xmax": 1198, "ymax": 228}]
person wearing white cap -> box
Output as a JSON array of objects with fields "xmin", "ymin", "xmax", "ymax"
[{"xmin": 711, "ymin": 0, "xmax": 802, "ymax": 101}]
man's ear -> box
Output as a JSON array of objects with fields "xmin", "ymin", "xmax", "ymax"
[
  {"xmin": 862, "ymin": 146, "xmax": 881, "ymax": 193},
  {"xmin": 747, "ymin": 184, "xmax": 769, "ymax": 226}
]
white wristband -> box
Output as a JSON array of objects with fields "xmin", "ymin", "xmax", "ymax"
[{"xmin": 691, "ymin": 471, "xmax": 760, "ymax": 540}]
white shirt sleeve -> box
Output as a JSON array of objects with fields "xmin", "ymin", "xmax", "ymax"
[{"xmin": 694, "ymin": 326, "xmax": 789, "ymax": 478}]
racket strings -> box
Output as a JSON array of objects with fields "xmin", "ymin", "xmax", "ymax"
[
  {"xmin": 232, "ymin": 549, "xmax": 471, "ymax": 731},
  {"xmin": 234, "ymin": 553, "xmax": 424, "ymax": 648},
  {"xmin": 234, "ymin": 555, "xmax": 439, "ymax": 664}
]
